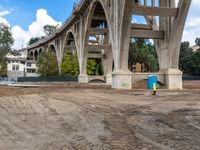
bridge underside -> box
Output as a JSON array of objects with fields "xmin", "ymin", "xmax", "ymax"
[{"xmin": 27, "ymin": 0, "xmax": 191, "ymax": 90}]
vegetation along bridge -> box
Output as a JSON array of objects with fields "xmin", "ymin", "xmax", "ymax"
[{"xmin": 27, "ymin": 0, "xmax": 191, "ymax": 89}]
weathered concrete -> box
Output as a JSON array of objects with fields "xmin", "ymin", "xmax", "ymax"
[
  {"xmin": 164, "ymin": 69, "xmax": 183, "ymax": 90},
  {"xmin": 78, "ymin": 74, "xmax": 88, "ymax": 83},
  {"xmin": 26, "ymin": 0, "xmax": 191, "ymax": 90},
  {"xmin": 112, "ymin": 70, "xmax": 132, "ymax": 89},
  {"xmin": 105, "ymin": 74, "xmax": 112, "ymax": 84},
  {"xmin": 132, "ymin": 72, "xmax": 165, "ymax": 85}
]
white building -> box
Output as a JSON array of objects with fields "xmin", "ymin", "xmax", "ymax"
[
  {"xmin": 6, "ymin": 49, "xmax": 39, "ymax": 80},
  {"xmin": 25, "ymin": 60, "xmax": 38, "ymax": 77},
  {"xmin": 190, "ymin": 45, "xmax": 200, "ymax": 52}
]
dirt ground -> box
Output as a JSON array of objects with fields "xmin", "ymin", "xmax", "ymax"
[{"xmin": 0, "ymin": 81, "xmax": 200, "ymax": 150}]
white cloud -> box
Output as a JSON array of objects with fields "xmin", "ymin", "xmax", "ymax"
[
  {"xmin": 11, "ymin": 9, "xmax": 62, "ymax": 49},
  {"xmin": 0, "ymin": 9, "xmax": 10, "ymax": 26},
  {"xmin": 192, "ymin": 0, "xmax": 200, "ymax": 6},
  {"xmin": 0, "ymin": 17, "xmax": 10, "ymax": 26},
  {"xmin": 182, "ymin": 0, "xmax": 200, "ymax": 45},
  {"xmin": 0, "ymin": 10, "xmax": 10, "ymax": 17}
]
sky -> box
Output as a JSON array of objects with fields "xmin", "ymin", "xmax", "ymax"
[{"xmin": 0, "ymin": 0, "xmax": 199, "ymax": 49}]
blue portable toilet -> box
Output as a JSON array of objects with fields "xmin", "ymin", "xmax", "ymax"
[{"xmin": 147, "ymin": 75, "xmax": 158, "ymax": 89}]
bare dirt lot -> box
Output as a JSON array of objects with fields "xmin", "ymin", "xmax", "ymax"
[{"xmin": 0, "ymin": 81, "xmax": 200, "ymax": 150}]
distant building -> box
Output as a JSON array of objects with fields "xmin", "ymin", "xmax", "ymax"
[
  {"xmin": 25, "ymin": 60, "xmax": 38, "ymax": 77},
  {"xmin": 18, "ymin": 48, "xmax": 28, "ymax": 58},
  {"xmin": 6, "ymin": 49, "xmax": 39, "ymax": 80},
  {"xmin": 7, "ymin": 54, "xmax": 26, "ymax": 80},
  {"xmin": 190, "ymin": 45, "xmax": 200, "ymax": 52}
]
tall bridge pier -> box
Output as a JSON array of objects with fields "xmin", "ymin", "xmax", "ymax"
[{"xmin": 27, "ymin": 0, "xmax": 191, "ymax": 90}]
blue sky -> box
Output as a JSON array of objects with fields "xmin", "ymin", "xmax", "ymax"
[
  {"xmin": 0, "ymin": 0, "xmax": 74, "ymax": 30},
  {"xmin": 0, "ymin": 0, "xmax": 200, "ymax": 49}
]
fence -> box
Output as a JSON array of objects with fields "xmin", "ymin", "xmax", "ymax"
[
  {"xmin": 18, "ymin": 75, "xmax": 78, "ymax": 82},
  {"xmin": 182, "ymin": 75, "xmax": 200, "ymax": 80}
]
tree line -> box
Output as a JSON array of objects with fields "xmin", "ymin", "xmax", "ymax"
[
  {"xmin": 179, "ymin": 39, "xmax": 200, "ymax": 75},
  {"xmin": 0, "ymin": 23, "xmax": 14, "ymax": 76}
]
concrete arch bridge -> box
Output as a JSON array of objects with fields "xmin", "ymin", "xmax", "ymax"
[{"xmin": 27, "ymin": 0, "xmax": 191, "ymax": 89}]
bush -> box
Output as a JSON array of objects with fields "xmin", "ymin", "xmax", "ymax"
[{"xmin": 36, "ymin": 51, "xmax": 59, "ymax": 77}]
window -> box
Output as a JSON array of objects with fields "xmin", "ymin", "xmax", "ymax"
[
  {"xmin": 16, "ymin": 65, "xmax": 19, "ymax": 71},
  {"xmin": 12, "ymin": 65, "xmax": 20, "ymax": 71},
  {"xmin": 27, "ymin": 62, "xmax": 32, "ymax": 67},
  {"xmin": 27, "ymin": 69, "xmax": 36, "ymax": 73}
]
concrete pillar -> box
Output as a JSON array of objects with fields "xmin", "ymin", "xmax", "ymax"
[
  {"xmin": 112, "ymin": 70, "xmax": 132, "ymax": 89},
  {"xmin": 78, "ymin": 74, "xmax": 89, "ymax": 83},
  {"xmin": 105, "ymin": 54, "xmax": 113, "ymax": 84},
  {"xmin": 106, "ymin": 74, "xmax": 112, "ymax": 84},
  {"xmin": 156, "ymin": 0, "xmax": 191, "ymax": 89},
  {"xmin": 56, "ymin": 38, "xmax": 63, "ymax": 75},
  {"xmin": 77, "ymin": 17, "xmax": 89, "ymax": 83},
  {"xmin": 78, "ymin": 53, "xmax": 88, "ymax": 83},
  {"xmin": 58, "ymin": 60, "xmax": 62, "ymax": 75},
  {"xmin": 164, "ymin": 69, "xmax": 183, "ymax": 90},
  {"xmin": 111, "ymin": 0, "xmax": 133, "ymax": 89},
  {"xmin": 102, "ymin": 24, "xmax": 113, "ymax": 84}
]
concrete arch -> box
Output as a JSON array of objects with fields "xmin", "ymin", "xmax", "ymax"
[
  {"xmin": 83, "ymin": 0, "xmax": 114, "ymax": 78},
  {"xmin": 63, "ymin": 30, "xmax": 79, "ymax": 60},
  {"xmin": 47, "ymin": 44, "xmax": 56, "ymax": 54},
  {"xmin": 85, "ymin": 0, "xmax": 113, "ymax": 46},
  {"xmin": 88, "ymin": 76, "xmax": 106, "ymax": 83},
  {"xmin": 34, "ymin": 50, "xmax": 39, "ymax": 60},
  {"xmin": 29, "ymin": 51, "xmax": 34, "ymax": 60},
  {"xmin": 39, "ymin": 48, "xmax": 43, "ymax": 55}
]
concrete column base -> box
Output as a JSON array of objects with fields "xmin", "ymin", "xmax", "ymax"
[
  {"xmin": 164, "ymin": 69, "xmax": 183, "ymax": 90},
  {"xmin": 78, "ymin": 74, "xmax": 88, "ymax": 83},
  {"xmin": 112, "ymin": 70, "xmax": 132, "ymax": 89},
  {"xmin": 58, "ymin": 66, "xmax": 62, "ymax": 75},
  {"xmin": 106, "ymin": 74, "xmax": 112, "ymax": 84}
]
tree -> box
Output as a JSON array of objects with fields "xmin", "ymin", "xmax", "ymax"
[
  {"xmin": 0, "ymin": 23, "xmax": 14, "ymax": 76},
  {"xmin": 43, "ymin": 25, "xmax": 58, "ymax": 36},
  {"xmin": 27, "ymin": 37, "xmax": 41, "ymax": 45},
  {"xmin": 195, "ymin": 38, "xmax": 200, "ymax": 46},
  {"xmin": 36, "ymin": 51, "xmax": 59, "ymax": 77},
  {"xmin": 61, "ymin": 51, "xmax": 79, "ymax": 76},
  {"xmin": 61, "ymin": 50, "xmax": 102, "ymax": 76},
  {"xmin": 192, "ymin": 49, "xmax": 200, "ymax": 75},
  {"xmin": 179, "ymin": 42, "xmax": 194, "ymax": 74},
  {"xmin": 87, "ymin": 59, "xmax": 97, "ymax": 75},
  {"xmin": 0, "ymin": 23, "xmax": 14, "ymax": 51},
  {"xmin": 129, "ymin": 38, "xmax": 159, "ymax": 72}
]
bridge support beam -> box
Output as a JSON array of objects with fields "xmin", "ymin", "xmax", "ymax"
[
  {"xmin": 78, "ymin": 74, "xmax": 88, "ymax": 83},
  {"xmin": 103, "ymin": 49, "xmax": 113, "ymax": 84},
  {"xmin": 112, "ymin": 71, "xmax": 132, "ymax": 89},
  {"xmin": 155, "ymin": 0, "xmax": 191, "ymax": 89},
  {"xmin": 111, "ymin": 0, "xmax": 133, "ymax": 89},
  {"xmin": 163, "ymin": 69, "xmax": 183, "ymax": 90},
  {"xmin": 106, "ymin": 74, "xmax": 112, "ymax": 84}
]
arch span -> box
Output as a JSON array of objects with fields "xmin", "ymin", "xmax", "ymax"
[
  {"xmin": 34, "ymin": 50, "xmax": 39, "ymax": 60},
  {"xmin": 82, "ymin": 0, "xmax": 113, "ymax": 80},
  {"xmin": 88, "ymin": 76, "xmax": 106, "ymax": 83},
  {"xmin": 29, "ymin": 51, "xmax": 34, "ymax": 60},
  {"xmin": 39, "ymin": 48, "xmax": 43, "ymax": 55},
  {"xmin": 48, "ymin": 44, "xmax": 56, "ymax": 54},
  {"xmin": 63, "ymin": 30, "xmax": 79, "ymax": 58},
  {"xmin": 85, "ymin": 0, "xmax": 112, "ymax": 46}
]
